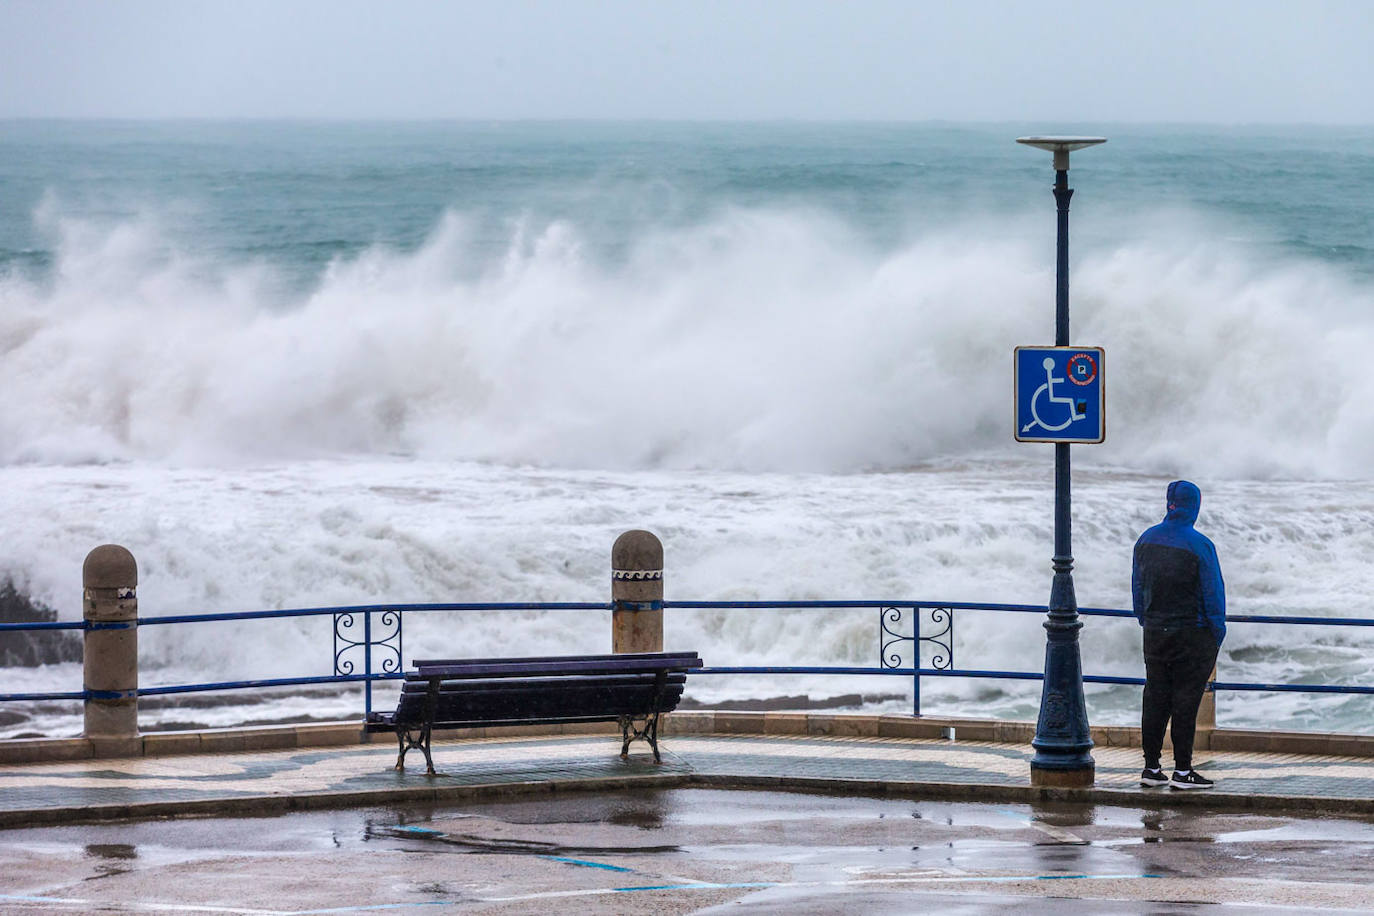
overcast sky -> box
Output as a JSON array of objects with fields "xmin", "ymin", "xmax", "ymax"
[{"xmin": 1, "ymin": 0, "xmax": 1371, "ymax": 123}]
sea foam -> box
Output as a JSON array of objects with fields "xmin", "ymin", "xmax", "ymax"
[
  {"xmin": 3, "ymin": 204, "xmax": 1373, "ymax": 737},
  {"xmin": 3, "ymin": 203, "xmax": 1371, "ymax": 478}
]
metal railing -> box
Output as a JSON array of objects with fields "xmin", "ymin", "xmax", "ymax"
[{"xmin": 3, "ymin": 600, "xmax": 1372, "ymax": 722}]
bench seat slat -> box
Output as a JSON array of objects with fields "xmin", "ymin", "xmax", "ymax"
[
  {"xmin": 371, "ymin": 713, "xmax": 661, "ymax": 730},
  {"xmin": 396, "ymin": 687, "xmax": 684, "ymax": 707},
  {"xmin": 402, "ymin": 681, "xmax": 687, "ymax": 704},
  {"xmin": 366, "ymin": 712, "xmax": 668, "ymax": 731}
]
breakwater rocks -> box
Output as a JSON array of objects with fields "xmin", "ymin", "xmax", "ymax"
[{"xmin": 0, "ymin": 581, "xmax": 80, "ymax": 667}]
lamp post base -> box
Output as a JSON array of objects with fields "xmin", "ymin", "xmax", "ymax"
[{"xmin": 1030, "ymin": 763, "xmax": 1095, "ymax": 788}]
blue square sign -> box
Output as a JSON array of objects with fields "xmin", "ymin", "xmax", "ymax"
[{"xmin": 1014, "ymin": 346, "xmax": 1105, "ymax": 443}]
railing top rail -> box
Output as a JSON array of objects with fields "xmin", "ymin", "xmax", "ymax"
[
  {"xmin": 139, "ymin": 601, "xmax": 612, "ymax": 625},
  {"xmin": 664, "ymin": 601, "xmax": 1374, "ymax": 626},
  {"xmin": 1223, "ymin": 613, "xmax": 1374, "ymax": 627},
  {"xmin": 665, "ymin": 600, "xmax": 1053, "ymax": 611},
  {"xmin": 0, "ymin": 620, "xmax": 87, "ymax": 632},
  {"xmin": 3, "ymin": 600, "xmax": 1371, "ymax": 631}
]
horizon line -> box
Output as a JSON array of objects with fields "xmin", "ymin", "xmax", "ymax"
[{"xmin": 1, "ymin": 115, "xmax": 1372, "ymax": 129}]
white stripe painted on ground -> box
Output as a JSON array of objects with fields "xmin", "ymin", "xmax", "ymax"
[
  {"xmin": 0, "ymin": 894, "xmax": 290, "ymax": 915},
  {"xmin": 997, "ymin": 807, "xmax": 1087, "ymax": 844}
]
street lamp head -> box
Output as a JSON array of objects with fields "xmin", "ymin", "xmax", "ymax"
[{"xmin": 1016, "ymin": 136, "xmax": 1107, "ymax": 171}]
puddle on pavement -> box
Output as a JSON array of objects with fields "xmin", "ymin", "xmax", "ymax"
[
  {"xmin": 372, "ymin": 790, "xmax": 1374, "ymax": 858},
  {"xmin": 7, "ymin": 788, "xmax": 1374, "ymax": 886},
  {"xmin": 435, "ymin": 788, "xmax": 1049, "ymax": 831},
  {"xmin": 365, "ymin": 794, "xmax": 1161, "ymax": 883},
  {"xmin": 370, "ymin": 823, "xmax": 682, "ymax": 858}
]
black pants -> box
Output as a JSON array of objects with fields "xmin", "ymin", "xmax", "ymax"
[{"xmin": 1141, "ymin": 626, "xmax": 1220, "ymax": 771}]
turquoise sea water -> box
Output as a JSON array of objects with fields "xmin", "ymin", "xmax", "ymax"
[{"xmin": 3, "ymin": 120, "xmax": 1372, "ymax": 284}]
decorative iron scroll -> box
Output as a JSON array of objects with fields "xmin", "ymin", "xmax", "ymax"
[
  {"xmin": 879, "ymin": 606, "xmax": 954, "ymax": 671},
  {"xmin": 333, "ymin": 610, "xmax": 403, "ymax": 679}
]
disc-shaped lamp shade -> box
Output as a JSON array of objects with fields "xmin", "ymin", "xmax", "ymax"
[{"xmin": 1016, "ymin": 136, "xmax": 1107, "ymax": 170}]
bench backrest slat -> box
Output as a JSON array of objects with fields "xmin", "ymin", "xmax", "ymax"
[
  {"xmin": 410, "ymin": 652, "xmax": 701, "ymax": 681},
  {"xmin": 401, "ymin": 672, "xmax": 687, "ymax": 694},
  {"xmin": 412, "ymin": 652, "xmax": 695, "ymax": 667}
]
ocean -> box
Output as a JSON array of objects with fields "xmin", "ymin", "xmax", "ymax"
[{"xmin": 2, "ymin": 120, "xmax": 1372, "ymax": 738}]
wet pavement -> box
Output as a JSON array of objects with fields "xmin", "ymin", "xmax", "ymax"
[
  {"xmin": 3, "ymin": 731, "xmax": 1374, "ymax": 910},
  {"xmin": 4, "ymin": 732, "xmax": 1374, "ymax": 829},
  {"xmin": 2, "ymin": 789, "xmax": 1374, "ymax": 913}
]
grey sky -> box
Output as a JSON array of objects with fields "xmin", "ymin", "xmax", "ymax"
[{"xmin": 2, "ymin": 0, "xmax": 1371, "ymax": 122}]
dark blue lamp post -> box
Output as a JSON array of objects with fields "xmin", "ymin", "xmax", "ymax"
[{"xmin": 1016, "ymin": 135, "xmax": 1106, "ymax": 788}]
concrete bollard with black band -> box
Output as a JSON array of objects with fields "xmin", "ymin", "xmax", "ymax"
[
  {"xmin": 611, "ymin": 530, "xmax": 663, "ymax": 654},
  {"xmin": 83, "ymin": 544, "xmax": 139, "ymax": 749},
  {"xmin": 1196, "ymin": 663, "xmax": 1218, "ymax": 748}
]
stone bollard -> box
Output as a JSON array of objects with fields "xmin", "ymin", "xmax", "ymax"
[
  {"xmin": 1195, "ymin": 663, "xmax": 1218, "ymax": 748},
  {"xmin": 611, "ymin": 530, "xmax": 663, "ymax": 654},
  {"xmin": 83, "ymin": 545, "xmax": 139, "ymax": 748}
]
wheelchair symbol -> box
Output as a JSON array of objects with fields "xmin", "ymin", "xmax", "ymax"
[{"xmin": 1021, "ymin": 357, "xmax": 1087, "ymax": 434}]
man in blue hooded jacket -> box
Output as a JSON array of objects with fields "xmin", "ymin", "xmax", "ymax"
[{"xmin": 1132, "ymin": 480, "xmax": 1225, "ymax": 790}]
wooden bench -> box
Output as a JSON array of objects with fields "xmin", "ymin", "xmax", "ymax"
[{"xmin": 364, "ymin": 651, "xmax": 702, "ymax": 774}]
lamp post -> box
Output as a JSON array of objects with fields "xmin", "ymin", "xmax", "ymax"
[{"xmin": 1016, "ymin": 135, "xmax": 1106, "ymax": 788}]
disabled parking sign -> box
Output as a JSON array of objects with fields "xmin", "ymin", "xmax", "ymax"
[{"xmin": 1014, "ymin": 346, "xmax": 1105, "ymax": 443}]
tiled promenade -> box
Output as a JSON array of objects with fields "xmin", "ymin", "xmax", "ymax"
[{"xmin": 3, "ymin": 730, "xmax": 1374, "ymax": 828}]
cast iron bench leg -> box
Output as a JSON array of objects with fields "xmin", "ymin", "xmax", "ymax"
[
  {"xmin": 617, "ymin": 710, "xmax": 663, "ymax": 763},
  {"xmin": 420, "ymin": 678, "xmax": 438, "ymax": 775},
  {"xmin": 395, "ymin": 726, "xmax": 431, "ymax": 772},
  {"xmin": 647, "ymin": 709, "xmax": 661, "ymax": 763},
  {"xmin": 419, "ymin": 723, "xmax": 435, "ymax": 775}
]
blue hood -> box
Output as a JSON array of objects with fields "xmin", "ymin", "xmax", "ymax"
[
  {"xmin": 1134, "ymin": 478, "xmax": 1225, "ymax": 644},
  {"xmin": 1165, "ymin": 480, "xmax": 1201, "ymax": 526}
]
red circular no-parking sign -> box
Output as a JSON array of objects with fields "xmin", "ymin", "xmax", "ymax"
[{"xmin": 1066, "ymin": 352, "xmax": 1098, "ymax": 386}]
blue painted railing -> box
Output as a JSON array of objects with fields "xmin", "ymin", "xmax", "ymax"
[{"xmin": 3, "ymin": 601, "xmax": 1372, "ymax": 721}]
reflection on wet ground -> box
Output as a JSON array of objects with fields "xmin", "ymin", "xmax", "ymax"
[{"xmin": 2, "ymin": 788, "xmax": 1374, "ymax": 913}]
